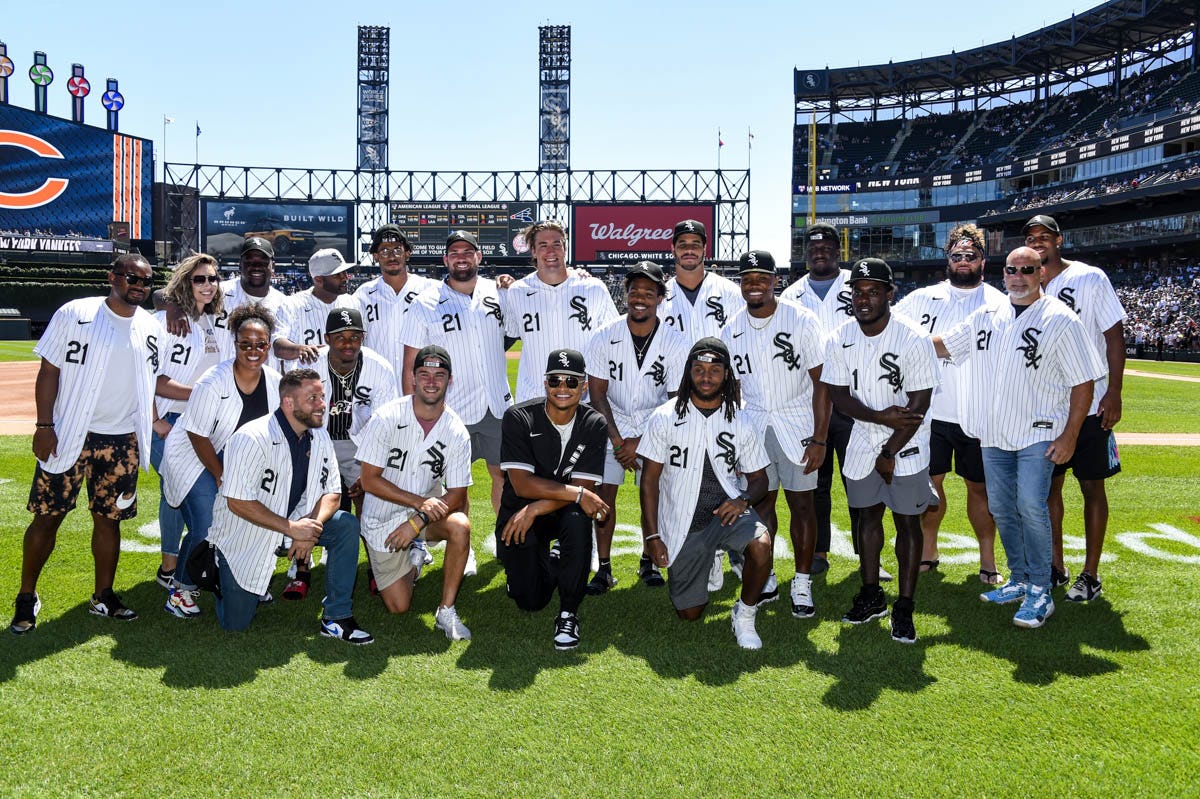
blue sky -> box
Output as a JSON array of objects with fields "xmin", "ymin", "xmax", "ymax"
[{"xmin": 3, "ymin": 0, "xmax": 1086, "ymax": 259}]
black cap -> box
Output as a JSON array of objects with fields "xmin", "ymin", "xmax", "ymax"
[
  {"xmin": 1022, "ymin": 214, "xmax": 1060, "ymax": 235},
  {"xmin": 414, "ymin": 345, "xmax": 452, "ymax": 374},
  {"xmin": 446, "ymin": 230, "xmax": 480, "ymax": 250},
  {"xmin": 805, "ymin": 223, "xmax": 840, "ymax": 244},
  {"xmin": 687, "ymin": 336, "xmax": 731, "ymax": 369},
  {"xmin": 545, "ymin": 348, "xmax": 586, "ymax": 376},
  {"xmin": 848, "ymin": 257, "xmax": 894, "ymax": 287},
  {"xmin": 370, "ymin": 224, "xmax": 411, "ymax": 253},
  {"xmin": 325, "ymin": 307, "xmax": 365, "ymax": 336},
  {"xmin": 673, "ymin": 219, "xmax": 707, "ymax": 244},
  {"xmin": 625, "ymin": 260, "xmax": 666, "ymax": 286},
  {"xmin": 242, "ymin": 236, "xmax": 274, "ymax": 258},
  {"xmin": 738, "ymin": 250, "xmax": 776, "ymax": 275}
]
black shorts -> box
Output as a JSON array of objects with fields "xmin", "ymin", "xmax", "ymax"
[
  {"xmin": 928, "ymin": 420, "xmax": 986, "ymax": 483},
  {"xmin": 1053, "ymin": 414, "xmax": 1121, "ymax": 481}
]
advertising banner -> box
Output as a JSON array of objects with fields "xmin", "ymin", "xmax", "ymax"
[
  {"xmin": 571, "ymin": 204, "xmax": 716, "ymax": 263},
  {"xmin": 201, "ymin": 199, "xmax": 355, "ymax": 261},
  {"xmin": 0, "ymin": 103, "xmax": 152, "ymax": 239}
]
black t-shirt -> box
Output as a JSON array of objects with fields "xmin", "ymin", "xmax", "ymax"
[
  {"xmin": 236, "ymin": 373, "xmax": 270, "ymax": 430},
  {"xmin": 496, "ymin": 397, "xmax": 608, "ymax": 528}
]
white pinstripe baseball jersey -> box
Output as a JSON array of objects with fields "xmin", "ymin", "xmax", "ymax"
[
  {"xmin": 1044, "ymin": 261, "xmax": 1126, "ymax": 415},
  {"xmin": 216, "ymin": 277, "xmax": 287, "ymax": 372},
  {"xmin": 502, "ymin": 271, "xmax": 619, "ymax": 402},
  {"xmin": 780, "ymin": 269, "xmax": 857, "ymax": 337},
  {"xmin": 638, "ymin": 399, "xmax": 770, "ymax": 564},
  {"xmin": 275, "ymin": 289, "xmax": 362, "ymax": 372},
  {"xmin": 354, "ymin": 273, "xmax": 439, "ymax": 373},
  {"xmin": 822, "ymin": 314, "xmax": 940, "ymax": 480},
  {"xmin": 942, "ymin": 295, "xmax": 1106, "ymax": 450},
  {"xmin": 583, "ymin": 317, "xmax": 689, "ymax": 439},
  {"xmin": 894, "ymin": 281, "xmax": 1006, "ymax": 425},
  {"xmin": 397, "ymin": 277, "xmax": 512, "ymax": 425},
  {"xmin": 153, "ymin": 310, "xmax": 235, "ymax": 416},
  {"xmin": 160, "ymin": 359, "xmax": 282, "ymax": 506},
  {"xmin": 720, "ymin": 301, "xmax": 826, "ymax": 464},
  {"xmin": 34, "ymin": 296, "xmax": 162, "ymax": 473},
  {"xmin": 658, "ymin": 272, "xmax": 744, "ymax": 342},
  {"xmin": 310, "ymin": 346, "xmax": 398, "ymax": 446},
  {"xmin": 207, "ymin": 412, "xmax": 342, "ymax": 596},
  {"xmin": 356, "ymin": 396, "xmax": 473, "ymax": 552}
]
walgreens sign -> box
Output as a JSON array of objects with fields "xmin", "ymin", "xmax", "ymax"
[{"xmin": 572, "ymin": 204, "xmax": 716, "ymax": 263}]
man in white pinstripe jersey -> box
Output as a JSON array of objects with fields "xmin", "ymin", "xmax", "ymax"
[{"xmin": 273, "ymin": 248, "xmax": 362, "ymax": 370}]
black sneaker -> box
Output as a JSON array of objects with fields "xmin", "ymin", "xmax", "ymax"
[
  {"xmin": 319, "ymin": 616, "xmax": 375, "ymax": 645},
  {"xmin": 88, "ymin": 589, "xmax": 138, "ymax": 621},
  {"xmin": 637, "ymin": 555, "xmax": 665, "ymax": 587},
  {"xmin": 10, "ymin": 592, "xmax": 41, "ymax": 635},
  {"xmin": 1065, "ymin": 571, "xmax": 1103, "ymax": 602},
  {"xmin": 155, "ymin": 566, "xmax": 175, "ymax": 590},
  {"xmin": 553, "ymin": 611, "xmax": 580, "ymax": 650},
  {"xmin": 890, "ymin": 599, "xmax": 917, "ymax": 644},
  {"xmin": 1051, "ymin": 564, "xmax": 1070, "ymax": 589},
  {"xmin": 585, "ymin": 569, "xmax": 617, "ymax": 595},
  {"xmin": 842, "ymin": 586, "xmax": 888, "ymax": 625}
]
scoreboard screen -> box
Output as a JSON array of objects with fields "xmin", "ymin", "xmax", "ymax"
[{"xmin": 388, "ymin": 201, "xmax": 537, "ymax": 258}]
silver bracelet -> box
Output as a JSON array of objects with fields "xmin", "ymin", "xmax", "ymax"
[
  {"xmin": 576, "ymin": 485, "xmax": 584, "ymax": 504},
  {"xmin": 643, "ymin": 533, "xmax": 662, "ymax": 542}
]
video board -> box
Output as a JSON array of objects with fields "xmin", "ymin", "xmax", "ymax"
[{"xmin": 388, "ymin": 201, "xmax": 537, "ymax": 258}]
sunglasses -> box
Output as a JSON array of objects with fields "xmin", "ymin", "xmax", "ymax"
[
  {"xmin": 115, "ymin": 272, "xmax": 152, "ymax": 287},
  {"xmin": 949, "ymin": 252, "xmax": 982, "ymax": 263},
  {"xmin": 546, "ymin": 375, "xmax": 582, "ymax": 389},
  {"xmin": 1004, "ymin": 265, "xmax": 1039, "ymax": 275},
  {"xmin": 191, "ymin": 274, "xmax": 221, "ymax": 285},
  {"xmin": 237, "ymin": 341, "xmax": 271, "ymax": 352},
  {"xmin": 376, "ymin": 246, "xmax": 407, "ymax": 257}
]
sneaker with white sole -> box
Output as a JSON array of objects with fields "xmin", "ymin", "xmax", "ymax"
[
  {"xmin": 409, "ymin": 540, "xmax": 428, "ymax": 582},
  {"xmin": 731, "ymin": 600, "xmax": 762, "ymax": 649},
  {"xmin": 585, "ymin": 569, "xmax": 617, "ymax": 596},
  {"xmin": 879, "ymin": 566, "xmax": 894, "ymax": 582},
  {"xmin": 434, "ymin": 604, "xmax": 472, "ymax": 640},
  {"xmin": 1065, "ymin": 571, "xmax": 1102, "ymax": 603},
  {"xmin": 790, "ymin": 574, "xmax": 815, "ymax": 619},
  {"xmin": 319, "ymin": 616, "xmax": 375, "ymax": 645},
  {"xmin": 10, "ymin": 592, "xmax": 40, "ymax": 635},
  {"xmin": 89, "ymin": 589, "xmax": 138, "ymax": 621},
  {"xmin": 463, "ymin": 545, "xmax": 477, "ymax": 577},
  {"xmin": 553, "ymin": 611, "xmax": 580, "ymax": 650},
  {"xmin": 707, "ymin": 551, "xmax": 725, "ymax": 593},
  {"xmin": 842, "ymin": 586, "xmax": 888, "ymax": 624},
  {"xmin": 1051, "ymin": 564, "xmax": 1070, "ymax": 589},
  {"xmin": 164, "ymin": 589, "xmax": 201, "ymax": 618},
  {"xmin": 756, "ymin": 571, "xmax": 779, "ymax": 606},
  {"xmin": 638, "ymin": 556, "xmax": 665, "ymax": 587},
  {"xmin": 890, "ymin": 599, "xmax": 918, "ymax": 644},
  {"xmin": 1012, "ymin": 584, "xmax": 1055, "ymax": 628},
  {"xmin": 728, "ymin": 549, "xmax": 745, "ymax": 581},
  {"xmin": 981, "ymin": 579, "xmax": 1028, "ymax": 605},
  {"xmin": 155, "ymin": 566, "xmax": 175, "ymax": 590}
]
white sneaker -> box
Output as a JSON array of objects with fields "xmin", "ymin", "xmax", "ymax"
[
  {"xmin": 464, "ymin": 545, "xmax": 478, "ymax": 578},
  {"xmin": 756, "ymin": 571, "xmax": 780, "ymax": 606},
  {"xmin": 434, "ymin": 604, "xmax": 472, "ymax": 640},
  {"xmin": 409, "ymin": 540, "xmax": 428, "ymax": 582},
  {"xmin": 163, "ymin": 589, "xmax": 200, "ymax": 618},
  {"xmin": 790, "ymin": 574, "xmax": 815, "ymax": 618},
  {"xmin": 731, "ymin": 600, "xmax": 762, "ymax": 649},
  {"xmin": 879, "ymin": 566, "xmax": 894, "ymax": 582},
  {"xmin": 708, "ymin": 551, "xmax": 725, "ymax": 593}
]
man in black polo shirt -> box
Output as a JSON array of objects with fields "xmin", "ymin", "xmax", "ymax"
[{"xmin": 496, "ymin": 349, "xmax": 611, "ymax": 650}]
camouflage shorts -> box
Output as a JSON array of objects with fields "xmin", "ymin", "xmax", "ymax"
[{"xmin": 28, "ymin": 432, "xmax": 140, "ymax": 520}]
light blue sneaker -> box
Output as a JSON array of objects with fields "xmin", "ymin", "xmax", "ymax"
[
  {"xmin": 1012, "ymin": 584, "xmax": 1055, "ymax": 629},
  {"xmin": 980, "ymin": 579, "xmax": 1027, "ymax": 605}
]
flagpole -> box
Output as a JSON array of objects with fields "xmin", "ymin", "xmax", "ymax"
[
  {"xmin": 194, "ymin": 121, "xmax": 199, "ymax": 164},
  {"xmin": 717, "ymin": 127, "xmax": 722, "ymax": 172},
  {"xmin": 162, "ymin": 115, "xmax": 167, "ymax": 182}
]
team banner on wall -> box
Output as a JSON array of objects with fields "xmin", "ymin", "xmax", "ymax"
[
  {"xmin": 201, "ymin": 199, "xmax": 355, "ymax": 261},
  {"xmin": 571, "ymin": 204, "xmax": 716, "ymax": 263},
  {"xmin": 0, "ymin": 103, "xmax": 152, "ymax": 239}
]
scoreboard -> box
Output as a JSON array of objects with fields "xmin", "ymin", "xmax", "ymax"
[{"xmin": 388, "ymin": 201, "xmax": 537, "ymax": 258}]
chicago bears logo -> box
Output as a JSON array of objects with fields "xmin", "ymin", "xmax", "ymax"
[
  {"xmin": 1018, "ymin": 327, "xmax": 1043, "ymax": 369},
  {"xmin": 714, "ymin": 431, "xmax": 737, "ymax": 471},
  {"xmin": 878, "ymin": 352, "xmax": 903, "ymax": 393},
  {"xmin": 0, "ymin": 131, "xmax": 70, "ymax": 209},
  {"xmin": 568, "ymin": 296, "xmax": 592, "ymax": 331},
  {"xmin": 772, "ymin": 332, "xmax": 802, "ymax": 371},
  {"xmin": 704, "ymin": 296, "xmax": 727, "ymax": 325}
]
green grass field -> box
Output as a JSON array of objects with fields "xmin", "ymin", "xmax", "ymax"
[
  {"xmin": 0, "ymin": 341, "xmax": 36, "ymax": 362},
  {"xmin": 1126, "ymin": 358, "xmax": 1200, "ymax": 377},
  {"xmin": 1, "ymin": 349, "xmax": 1199, "ymax": 797}
]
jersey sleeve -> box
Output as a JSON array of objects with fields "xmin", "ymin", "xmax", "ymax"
[
  {"xmin": 637, "ymin": 408, "xmax": 669, "ymax": 464},
  {"xmin": 502, "ymin": 288, "xmax": 522, "ymax": 339},
  {"xmin": 1089, "ymin": 273, "xmax": 1127, "ymax": 333},
  {"xmin": 182, "ymin": 375, "xmax": 224, "ymax": 437},
  {"xmin": 1055, "ymin": 314, "xmax": 1108, "ymax": 387},
  {"xmin": 941, "ymin": 313, "xmax": 979, "ymax": 364},
  {"xmin": 34, "ymin": 305, "xmax": 72, "ymax": 367},
  {"xmin": 355, "ymin": 410, "xmax": 393, "ymax": 468},
  {"xmin": 220, "ymin": 432, "xmax": 265, "ymax": 502},
  {"xmin": 821, "ymin": 330, "xmax": 851, "ymax": 386},
  {"xmin": 796, "ymin": 311, "xmax": 825, "ymax": 371},
  {"xmin": 499, "ymin": 405, "xmax": 536, "ymax": 472},
  {"xmin": 396, "ymin": 300, "xmax": 429, "ymax": 350},
  {"xmin": 738, "ymin": 420, "xmax": 771, "ymax": 473},
  {"xmin": 571, "ymin": 412, "xmax": 608, "ymax": 484},
  {"xmin": 901, "ymin": 331, "xmax": 940, "ymax": 393},
  {"xmin": 583, "ymin": 330, "xmax": 607, "ymax": 380},
  {"xmin": 444, "ymin": 426, "xmax": 474, "ymax": 490}
]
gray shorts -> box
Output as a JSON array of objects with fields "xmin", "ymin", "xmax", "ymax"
[
  {"xmin": 668, "ymin": 511, "xmax": 767, "ymax": 611},
  {"xmin": 467, "ymin": 411, "xmax": 502, "ymax": 465},
  {"xmin": 602, "ymin": 445, "xmax": 643, "ymax": 487},
  {"xmin": 846, "ymin": 469, "xmax": 938, "ymax": 516},
  {"xmin": 332, "ymin": 438, "xmax": 360, "ymax": 486},
  {"xmin": 764, "ymin": 426, "xmax": 819, "ymax": 493}
]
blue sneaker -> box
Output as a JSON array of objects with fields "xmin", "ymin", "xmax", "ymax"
[
  {"xmin": 1012, "ymin": 585, "xmax": 1055, "ymax": 629},
  {"xmin": 980, "ymin": 579, "xmax": 1027, "ymax": 605}
]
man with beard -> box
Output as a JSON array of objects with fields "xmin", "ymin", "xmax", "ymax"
[
  {"xmin": 638, "ymin": 337, "xmax": 774, "ymax": 649},
  {"xmin": 895, "ymin": 224, "xmax": 1005, "ymax": 583},
  {"xmin": 781, "ymin": 224, "xmax": 864, "ymax": 577},
  {"xmin": 205, "ymin": 369, "xmax": 371, "ymax": 641},
  {"xmin": 1023, "ymin": 215, "xmax": 1126, "ymax": 602},
  {"xmin": 273, "ymin": 248, "xmax": 362, "ymax": 370},
  {"xmin": 583, "ymin": 261, "xmax": 688, "ymax": 592},
  {"xmin": 822, "ymin": 258, "xmax": 939, "ymax": 644},
  {"xmin": 355, "ymin": 224, "xmax": 439, "ymax": 374},
  {"xmin": 659, "ymin": 219, "xmax": 744, "ymax": 342},
  {"xmin": 721, "ymin": 250, "xmax": 829, "ymax": 619},
  {"xmin": 933, "ymin": 247, "xmax": 1103, "ymax": 629},
  {"xmin": 12, "ymin": 255, "xmax": 182, "ymax": 633}
]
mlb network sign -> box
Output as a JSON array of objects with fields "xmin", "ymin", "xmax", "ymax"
[{"xmin": 572, "ymin": 204, "xmax": 716, "ymax": 263}]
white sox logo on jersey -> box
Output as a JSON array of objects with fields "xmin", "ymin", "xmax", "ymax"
[
  {"xmin": 646, "ymin": 356, "xmax": 667, "ymax": 387},
  {"xmin": 1018, "ymin": 328, "xmax": 1044, "ymax": 369},
  {"xmin": 568, "ymin": 296, "xmax": 592, "ymax": 331},
  {"xmin": 878, "ymin": 352, "xmax": 903, "ymax": 393},
  {"xmin": 704, "ymin": 297, "xmax": 727, "ymax": 325},
  {"xmin": 1057, "ymin": 287, "xmax": 1078, "ymax": 313},
  {"xmin": 421, "ymin": 440, "xmax": 447, "ymax": 479},
  {"xmin": 482, "ymin": 296, "xmax": 503, "ymax": 324},
  {"xmin": 147, "ymin": 335, "xmax": 159, "ymax": 370},
  {"xmin": 404, "ymin": 290, "xmax": 420, "ymax": 304},
  {"xmin": 714, "ymin": 431, "xmax": 737, "ymax": 470},
  {"xmin": 771, "ymin": 332, "xmax": 802, "ymax": 371},
  {"xmin": 836, "ymin": 290, "xmax": 854, "ymax": 316},
  {"xmin": 330, "ymin": 385, "xmax": 373, "ymax": 416}
]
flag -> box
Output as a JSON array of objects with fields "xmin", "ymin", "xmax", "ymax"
[
  {"xmin": 718, "ymin": 128, "xmax": 725, "ymax": 147},
  {"xmin": 748, "ymin": 128, "xmax": 754, "ymax": 150},
  {"xmin": 196, "ymin": 123, "xmax": 202, "ymax": 136},
  {"xmin": 164, "ymin": 115, "xmax": 175, "ymax": 124}
]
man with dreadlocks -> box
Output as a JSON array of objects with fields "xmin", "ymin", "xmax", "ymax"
[{"xmin": 637, "ymin": 337, "xmax": 774, "ymax": 649}]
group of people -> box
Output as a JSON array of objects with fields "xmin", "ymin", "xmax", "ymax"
[{"xmin": 10, "ymin": 211, "xmax": 1125, "ymax": 652}]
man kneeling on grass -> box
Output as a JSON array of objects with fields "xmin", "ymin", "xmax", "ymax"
[{"xmin": 637, "ymin": 337, "xmax": 774, "ymax": 650}]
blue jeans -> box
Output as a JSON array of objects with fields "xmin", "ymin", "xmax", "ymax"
[
  {"xmin": 150, "ymin": 412, "xmax": 184, "ymax": 558},
  {"xmin": 982, "ymin": 442, "xmax": 1055, "ymax": 588},
  {"xmin": 213, "ymin": 510, "xmax": 361, "ymax": 631},
  {"xmin": 175, "ymin": 468, "xmax": 220, "ymax": 591}
]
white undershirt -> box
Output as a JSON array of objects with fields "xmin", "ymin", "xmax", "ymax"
[
  {"xmin": 551, "ymin": 416, "xmax": 576, "ymax": 465},
  {"xmin": 89, "ymin": 303, "xmax": 138, "ymax": 434}
]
